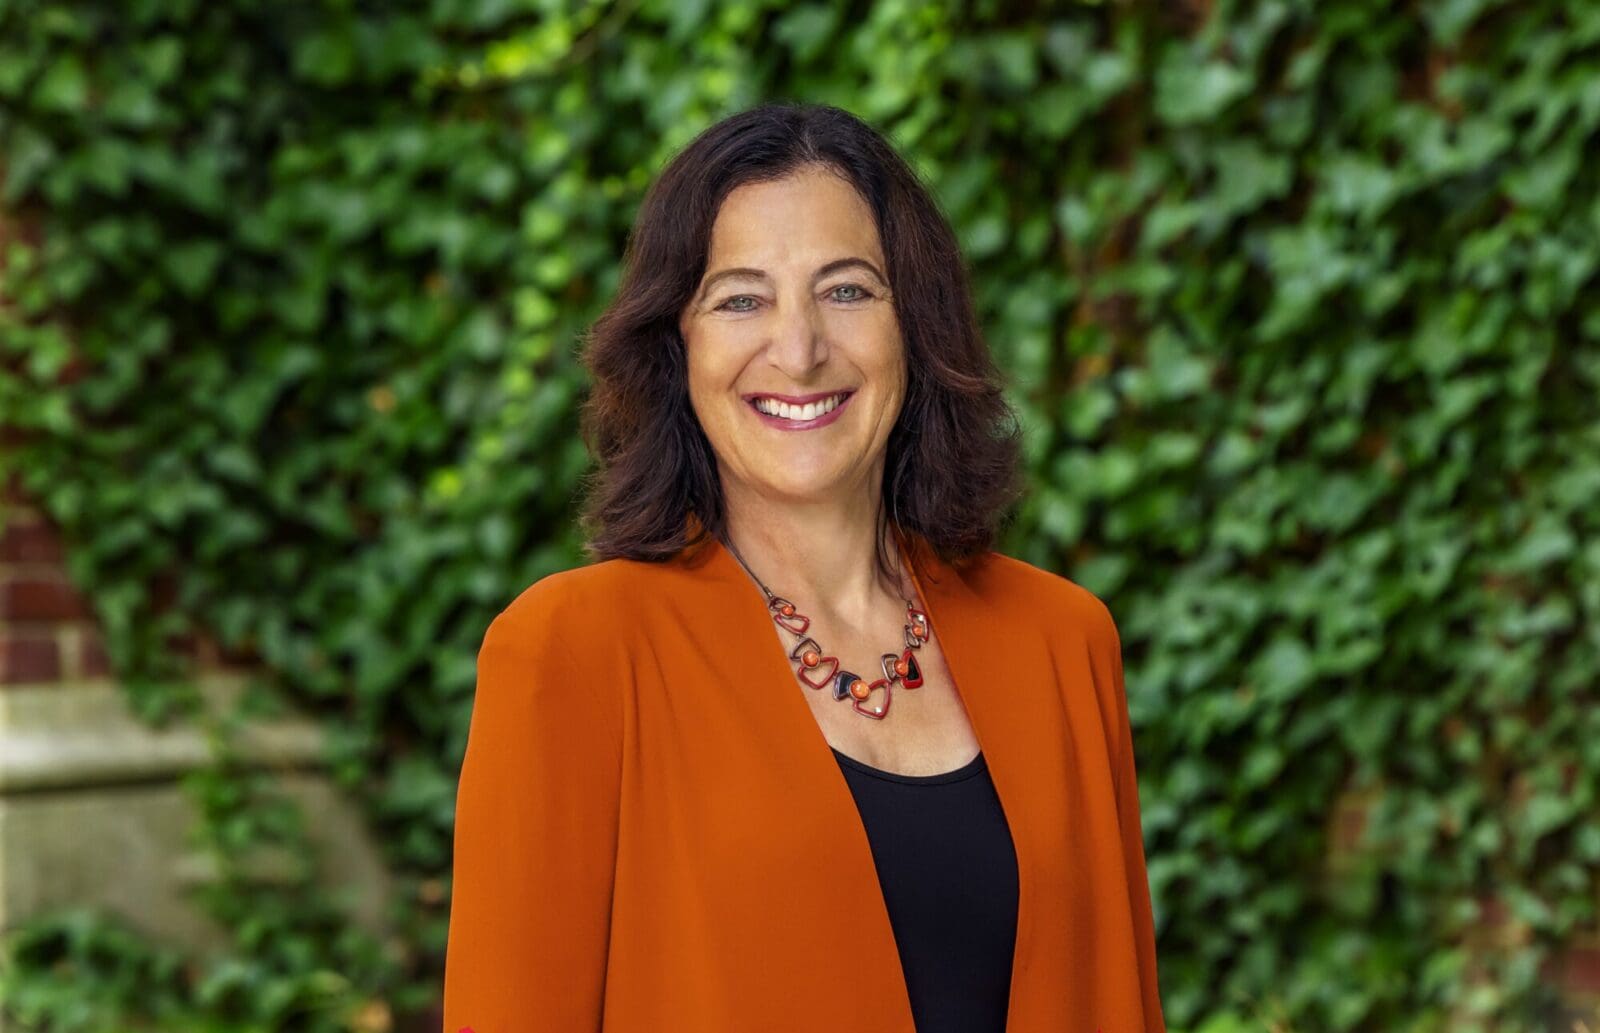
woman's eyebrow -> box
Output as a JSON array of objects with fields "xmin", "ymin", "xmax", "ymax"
[{"xmin": 696, "ymin": 257, "xmax": 888, "ymax": 301}]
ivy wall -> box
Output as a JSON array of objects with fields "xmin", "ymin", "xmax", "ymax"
[{"xmin": 2, "ymin": 0, "xmax": 1597, "ymax": 1030}]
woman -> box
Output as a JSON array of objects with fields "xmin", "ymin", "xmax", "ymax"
[{"xmin": 443, "ymin": 102, "xmax": 1165, "ymax": 1033}]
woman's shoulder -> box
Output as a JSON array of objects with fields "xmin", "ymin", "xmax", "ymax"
[
  {"xmin": 965, "ymin": 552, "xmax": 1128, "ymax": 724},
  {"xmin": 960, "ymin": 549, "xmax": 1119, "ymax": 646},
  {"xmin": 489, "ymin": 553, "xmax": 683, "ymax": 648}
]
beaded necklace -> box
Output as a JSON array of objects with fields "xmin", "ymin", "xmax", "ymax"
[{"xmin": 722, "ymin": 534, "xmax": 931, "ymax": 720}]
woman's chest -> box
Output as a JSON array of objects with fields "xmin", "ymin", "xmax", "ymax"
[
  {"xmin": 613, "ymin": 628, "xmax": 1108, "ymax": 886},
  {"xmin": 801, "ymin": 637, "xmax": 985, "ymax": 776}
]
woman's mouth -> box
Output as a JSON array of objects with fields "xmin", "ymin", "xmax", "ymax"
[{"xmin": 746, "ymin": 390, "xmax": 854, "ymax": 430}]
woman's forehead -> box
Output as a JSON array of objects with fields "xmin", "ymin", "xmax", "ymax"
[{"xmin": 706, "ymin": 171, "xmax": 882, "ymax": 266}]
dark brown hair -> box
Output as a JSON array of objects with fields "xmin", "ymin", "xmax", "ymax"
[{"xmin": 575, "ymin": 101, "xmax": 1024, "ymax": 581}]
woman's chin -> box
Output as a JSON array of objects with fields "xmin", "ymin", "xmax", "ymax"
[{"xmin": 748, "ymin": 466, "xmax": 853, "ymax": 503}]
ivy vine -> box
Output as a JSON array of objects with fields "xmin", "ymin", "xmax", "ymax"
[{"xmin": 2, "ymin": 1, "xmax": 1597, "ymax": 1030}]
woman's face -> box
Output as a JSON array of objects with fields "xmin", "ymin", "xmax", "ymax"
[{"xmin": 679, "ymin": 165, "xmax": 905, "ymax": 507}]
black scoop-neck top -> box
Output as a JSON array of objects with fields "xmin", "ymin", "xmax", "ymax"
[{"xmin": 830, "ymin": 746, "xmax": 1020, "ymax": 1033}]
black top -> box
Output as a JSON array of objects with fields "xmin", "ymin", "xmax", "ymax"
[{"xmin": 831, "ymin": 745, "xmax": 1019, "ymax": 1033}]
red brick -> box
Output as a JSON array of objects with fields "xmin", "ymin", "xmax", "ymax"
[
  {"xmin": 1556, "ymin": 944, "xmax": 1600, "ymax": 994},
  {"xmin": 0, "ymin": 629, "xmax": 61, "ymax": 684},
  {"xmin": 0, "ymin": 516, "xmax": 65, "ymax": 562},
  {"xmin": 1327, "ymin": 788, "xmax": 1373, "ymax": 854},
  {"xmin": 219, "ymin": 638, "xmax": 259, "ymax": 666},
  {"xmin": 0, "ymin": 573, "xmax": 92, "ymax": 621},
  {"xmin": 189, "ymin": 629, "xmax": 226, "ymax": 670},
  {"xmin": 150, "ymin": 571, "xmax": 180, "ymax": 610},
  {"xmin": 79, "ymin": 631, "xmax": 110, "ymax": 678},
  {"xmin": 1, "ymin": 470, "xmax": 29, "ymax": 506},
  {"xmin": 56, "ymin": 352, "xmax": 90, "ymax": 387},
  {"xmin": 1477, "ymin": 894, "xmax": 1509, "ymax": 930}
]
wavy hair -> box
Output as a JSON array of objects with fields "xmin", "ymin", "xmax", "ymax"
[{"xmin": 575, "ymin": 101, "xmax": 1024, "ymax": 581}]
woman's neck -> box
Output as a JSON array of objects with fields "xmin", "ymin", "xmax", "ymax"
[{"xmin": 719, "ymin": 478, "xmax": 907, "ymax": 627}]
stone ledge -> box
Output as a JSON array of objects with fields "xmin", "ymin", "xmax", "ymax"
[
  {"xmin": 0, "ymin": 674, "xmax": 329, "ymax": 792},
  {"xmin": 0, "ymin": 774, "xmax": 394, "ymax": 957},
  {"xmin": 0, "ymin": 671, "xmax": 395, "ymax": 995}
]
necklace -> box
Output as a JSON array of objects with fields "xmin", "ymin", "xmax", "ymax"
[{"xmin": 721, "ymin": 533, "xmax": 932, "ymax": 720}]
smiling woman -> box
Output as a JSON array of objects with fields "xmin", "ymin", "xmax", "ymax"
[
  {"xmin": 679, "ymin": 166, "xmax": 906, "ymax": 508},
  {"xmin": 572, "ymin": 105, "xmax": 1026, "ymax": 585},
  {"xmin": 442, "ymin": 101, "xmax": 1166, "ymax": 1033}
]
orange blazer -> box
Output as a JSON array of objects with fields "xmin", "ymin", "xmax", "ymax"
[{"xmin": 443, "ymin": 528, "xmax": 1166, "ymax": 1033}]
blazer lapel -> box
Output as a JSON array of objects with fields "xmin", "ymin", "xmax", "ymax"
[
  {"xmin": 900, "ymin": 533, "xmax": 1046, "ymax": 1033},
  {"xmin": 683, "ymin": 525, "xmax": 1052, "ymax": 1033},
  {"xmin": 675, "ymin": 528, "xmax": 922, "ymax": 1029}
]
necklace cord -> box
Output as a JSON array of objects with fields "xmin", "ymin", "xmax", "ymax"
[{"xmin": 718, "ymin": 527, "xmax": 932, "ymax": 721}]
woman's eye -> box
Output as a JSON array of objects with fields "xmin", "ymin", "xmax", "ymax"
[{"xmin": 714, "ymin": 285, "xmax": 873, "ymax": 313}]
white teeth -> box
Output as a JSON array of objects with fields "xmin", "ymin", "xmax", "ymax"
[{"xmin": 754, "ymin": 393, "xmax": 846, "ymax": 421}]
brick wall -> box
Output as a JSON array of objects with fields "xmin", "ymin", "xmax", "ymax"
[
  {"xmin": 1326, "ymin": 776, "xmax": 1600, "ymax": 1027},
  {"xmin": 0, "ymin": 465, "xmax": 243, "ymax": 687},
  {"xmin": 0, "ymin": 498, "xmax": 108, "ymax": 687},
  {"xmin": 1540, "ymin": 906, "xmax": 1600, "ymax": 1025}
]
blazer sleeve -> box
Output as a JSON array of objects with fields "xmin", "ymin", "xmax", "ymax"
[
  {"xmin": 443, "ymin": 596, "xmax": 623, "ymax": 1033},
  {"xmin": 1101, "ymin": 604, "xmax": 1168, "ymax": 1033}
]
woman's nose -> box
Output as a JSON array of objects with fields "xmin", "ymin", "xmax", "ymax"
[{"xmin": 767, "ymin": 295, "xmax": 829, "ymax": 376}]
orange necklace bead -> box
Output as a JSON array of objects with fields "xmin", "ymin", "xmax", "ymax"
[{"xmin": 721, "ymin": 534, "xmax": 931, "ymax": 721}]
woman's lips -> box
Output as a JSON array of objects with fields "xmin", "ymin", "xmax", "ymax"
[{"xmin": 747, "ymin": 391, "xmax": 854, "ymax": 431}]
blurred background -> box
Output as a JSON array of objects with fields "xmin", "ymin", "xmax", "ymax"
[{"xmin": 1, "ymin": 1, "xmax": 1597, "ymax": 1031}]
